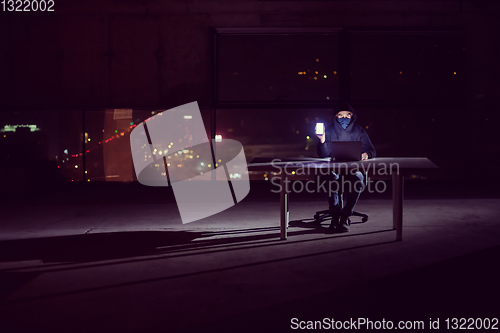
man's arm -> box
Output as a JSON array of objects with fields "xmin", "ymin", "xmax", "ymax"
[
  {"xmin": 317, "ymin": 126, "xmax": 331, "ymax": 158},
  {"xmin": 360, "ymin": 129, "xmax": 376, "ymax": 159}
]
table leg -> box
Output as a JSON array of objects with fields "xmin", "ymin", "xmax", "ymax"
[
  {"xmin": 280, "ymin": 172, "xmax": 289, "ymax": 240},
  {"xmin": 392, "ymin": 172, "xmax": 404, "ymax": 241}
]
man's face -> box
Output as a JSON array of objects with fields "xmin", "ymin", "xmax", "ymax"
[{"xmin": 337, "ymin": 111, "xmax": 353, "ymax": 119}]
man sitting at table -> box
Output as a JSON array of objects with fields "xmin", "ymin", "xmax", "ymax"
[{"xmin": 316, "ymin": 101, "xmax": 376, "ymax": 232}]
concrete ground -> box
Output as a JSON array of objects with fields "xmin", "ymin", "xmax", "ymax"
[{"xmin": 0, "ymin": 180, "xmax": 499, "ymax": 332}]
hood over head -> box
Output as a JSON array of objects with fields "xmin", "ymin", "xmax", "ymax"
[
  {"xmin": 335, "ymin": 101, "xmax": 357, "ymax": 120},
  {"xmin": 334, "ymin": 101, "xmax": 357, "ymax": 130}
]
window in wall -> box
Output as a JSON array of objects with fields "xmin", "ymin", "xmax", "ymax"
[
  {"xmin": 217, "ymin": 31, "xmax": 340, "ymax": 102},
  {"xmin": 214, "ymin": 29, "xmax": 468, "ymax": 167},
  {"xmin": 350, "ymin": 31, "xmax": 467, "ymax": 102},
  {"xmin": 84, "ymin": 108, "xmax": 212, "ymax": 182},
  {"xmin": 216, "ymin": 108, "xmax": 336, "ymax": 163},
  {"xmin": 354, "ymin": 106, "xmax": 466, "ymax": 161}
]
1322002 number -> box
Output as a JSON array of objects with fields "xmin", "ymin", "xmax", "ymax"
[{"xmin": 2, "ymin": 0, "xmax": 55, "ymax": 11}]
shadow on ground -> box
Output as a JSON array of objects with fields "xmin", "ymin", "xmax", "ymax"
[
  {"xmin": 181, "ymin": 245, "xmax": 500, "ymax": 333},
  {"xmin": 0, "ymin": 224, "xmax": 394, "ymax": 303}
]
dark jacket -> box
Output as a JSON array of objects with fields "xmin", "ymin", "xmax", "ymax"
[{"xmin": 317, "ymin": 103, "xmax": 376, "ymax": 159}]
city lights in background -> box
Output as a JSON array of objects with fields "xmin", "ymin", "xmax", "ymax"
[
  {"xmin": 297, "ymin": 70, "xmax": 337, "ymax": 78},
  {"xmin": 1, "ymin": 124, "xmax": 39, "ymax": 132},
  {"xmin": 32, "ymin": 102, "xmax": 287, "ymax": 182},
  {"xmin": 56, "ymin": 116, "xmax": 143, "ymax": 181},
  {"xmin": 57, "ymin": 109, "xmax": 214, "ymax": 182}
]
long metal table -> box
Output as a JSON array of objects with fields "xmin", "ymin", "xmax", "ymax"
[{"xmin": 248, "ymin": 157, "xmax": 438, "ymax": 241}]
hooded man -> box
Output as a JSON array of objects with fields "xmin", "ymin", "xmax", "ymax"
[{"xmin": 316, "ymin": 101, "xmax": 376, "ymax": 232}]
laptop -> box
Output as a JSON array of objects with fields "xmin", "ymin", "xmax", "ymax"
[{"xmin": 330, "ymin": 141, "xmax": 362, "ymax": 162}]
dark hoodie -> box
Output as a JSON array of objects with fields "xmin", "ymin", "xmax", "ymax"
[{"xmin": 317, "ymin": 102, "xmax": 376, "ymax": 159}]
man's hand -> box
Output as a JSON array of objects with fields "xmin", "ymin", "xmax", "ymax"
[
  {"xmin": 361, "ymin": 153, "xmax": 369, "ymax": 160},
  {"xmin": 315, "ymin": 124, "xmax": 325, "ymax": 143}
]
